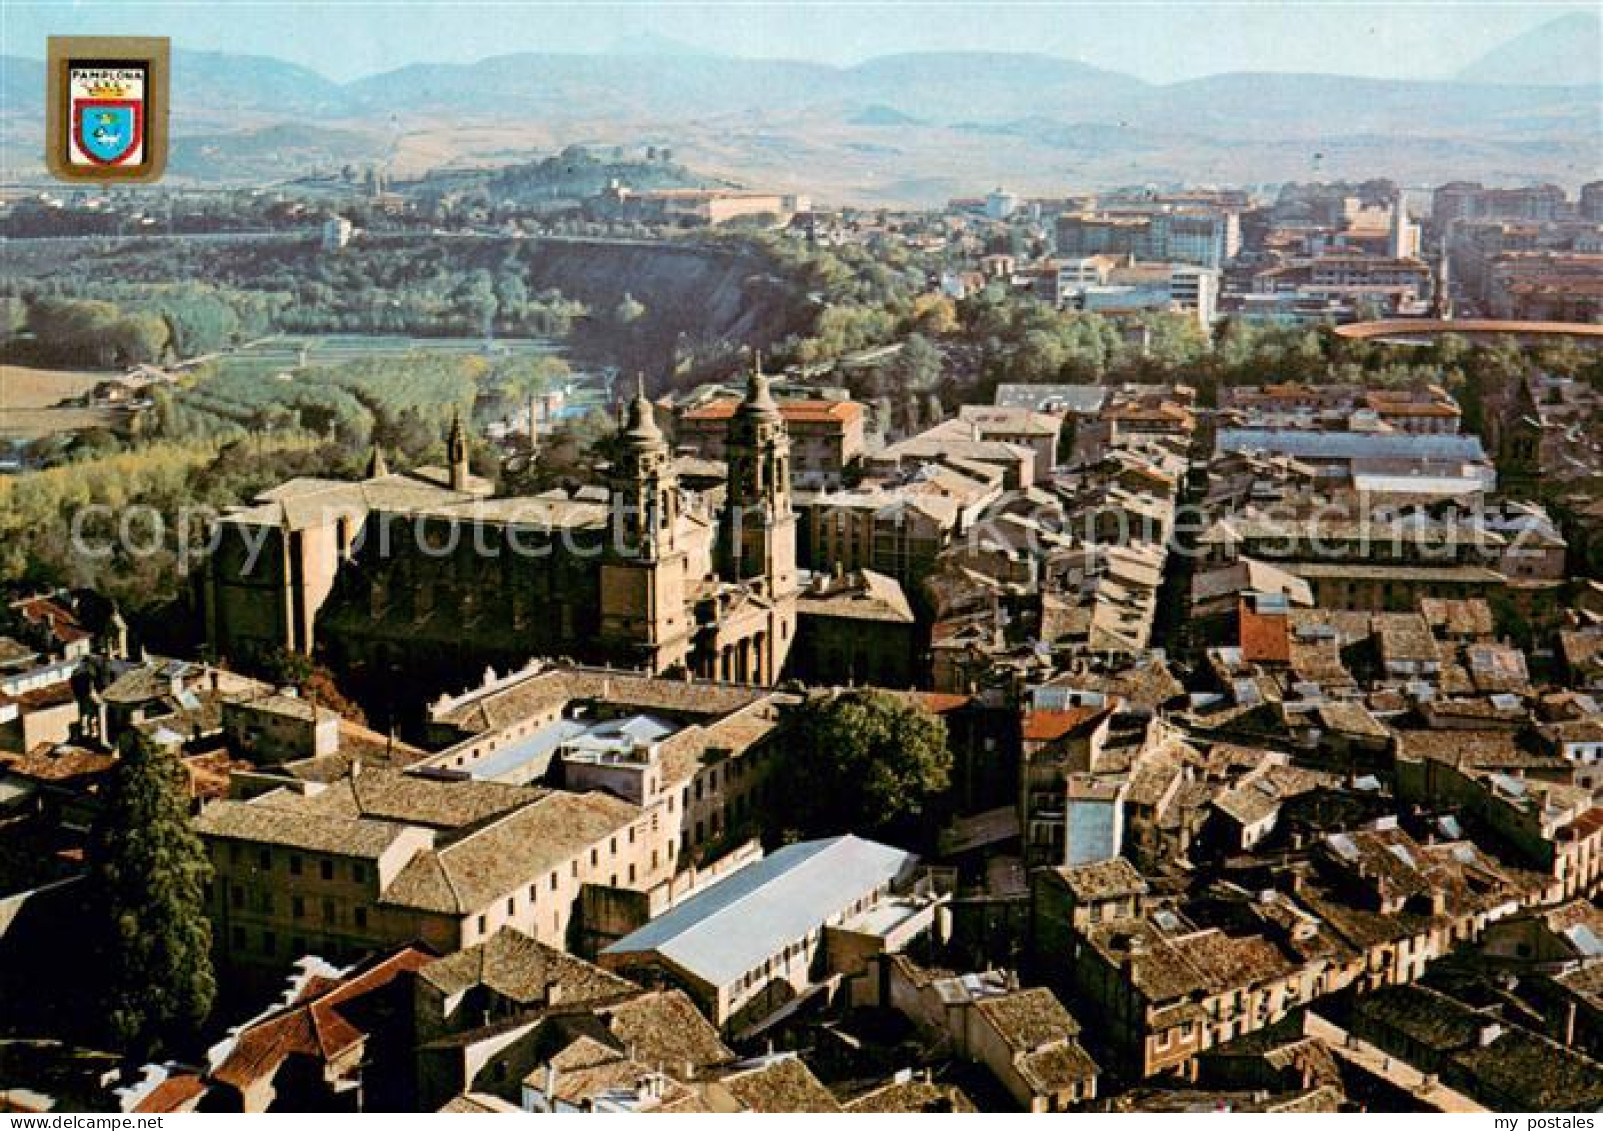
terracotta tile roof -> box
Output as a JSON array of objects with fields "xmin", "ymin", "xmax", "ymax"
[
  {"xmin": 419, "ymin": 928, "xmax": 635, "ymax": 1006},
  {"xmin": 682, "ymin": 398, "xmax": 861, "ymax": 424},
  {"xmin": 1018, "ymin": 1041, "xmax": 1101, "ymax": 1096},
  {"xmin": 211, "ymin": 947, "xmax": 434, "ymax": 1090},
  {"xmin": 717, "ymin": 1055, "xmax": 840, "ymax": 1113},
  {"xmin": 382, "ymin": 790, "xmax": 638, "ymax": 915},
  {"xmin": 14, "ymin": 597, "xmax": 91, "ymax": 645},
  {"xmin": 600, "ymin": 989, "xmax": 734, "ymax": 1074},
  {"xmin": 974, "ymin": 986, "xmax": 1082, "ymax": 1050},
  {"xmin": 1022, "ymin": 705, "xmax": 1108, "ymax": 742},
  {"xmin": 130, "ymin": 1074, "xmax": 207, "ymax": 1114},
  {"xmin": 844, "ymin": 1078, "xmax": 977, "ymax": 1113},
  {"xmin": 1, "ymin": 743, "xmax": 115, "ymax": 784},
  {"xmin": 1048, "ymin": 856, "xmax": 1149, "ymax": 901},
  {"xmin": 1238, "ymin": 604, "xmax": 1291, "ymax": 664}
]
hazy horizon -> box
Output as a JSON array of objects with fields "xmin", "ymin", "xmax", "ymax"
[{"xmin": 4, "ymin": 0, "xmax": 1598, "ymax": 84}]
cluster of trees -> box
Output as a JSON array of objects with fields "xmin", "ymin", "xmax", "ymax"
[
  {"xmin": 153, "ymin": 353, "xmax": 485, "ymax": 458},
  {"xmin": 7, "ymin": 238, "xmax": 589, "ymax": 346},
  {"xmin": 0, "ymin": 729, "xmax": 218, "ymax": 1059},
  {"xmin": 0, "ymin": 432, "xmax": 339, "ymax": 615},
  {"xmin": 752, "ymin": 229, "xmax": 1603, "ymax": 423},
  {"xmin": 11, "ymin": 285, "xmax": 285, "ymax": 367},
  {"xmin": 771, "ymin": 690, "xmax": 951, "ymax": 844}
]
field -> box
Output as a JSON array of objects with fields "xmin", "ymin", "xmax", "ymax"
[
  {"xmin": 0, "ymin": 364, "xmax": 119, "ymax": 440},
  {"xmin": 222, "ymin": 334, "xmax": 564, "ymax": 371}
]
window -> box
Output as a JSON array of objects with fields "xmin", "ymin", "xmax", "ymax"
[
  {"xmin": 477, "ymin": 914, "xmax": 487, "ymax": 934},
  {"xmin": 320, "ymin": 859, "xmax": 334, "ymax": 881},
  {"xmin": 258, "ymin": 849, "xmax": 271, "ymax": 870},
  {"xmin": 610, "ymin": 836, "xmax": 618, "ymax": 856},
  {"xmin": 353, "ymin": 907, "xmax": 367, "ymax": 929},
  {"xmin": 321, "ymin": 898, "xmax": 335, "ymax": 924},
  {"xmin": 590, "ymin": 848, "xmax": 598, "ymax": 867},
  {"xmin": 261, "ymin": 930, "xmax": 276, "ymax": 956},
  {"xmin": 507, "ymin": 897, "xmax": 516, "ymax": 915},
  {"xmin": 292, "ymin": 896, "xmax": 305, "ymax": 919},
  {"xmin": 231, "ymin": 925, "xmax": 246, "ymax": 949},
  {"xmin": 529, "ymin": 884, "xmax": 538, "ymax": 904},
  {"xmin": 550, "ymin": 874, "xmax": 559, "ymax": 892},
  {"xmin": 629, "ymin": 864, "xmax": 636, "ymax": 883},
  {"xmin": 289, "ymin": 854, "xmax": 302, "ymax": 876},
  {"xmin": 351, "ymin": 863, "xmax": 366, "ymax": 884},
  {"xmin": 231, "ymin": 884, "xmax": 244, "ymax": 909}
]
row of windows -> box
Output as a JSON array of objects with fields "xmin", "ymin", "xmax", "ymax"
[
  {"xmin": 731, "ymin": 935, "xmax": 816, "ymax": 995},
  {"xmin": 222, "ymin": 883, "xmax": 369, "ymax": 930},
  {"xmin": 463, "ymin": 825, "xmax": 671, "ymax": 944},
  {"xmin": 230, "ymin": 924, "xmax": 361, "ymax": 963},
  {"xmin": 224, "ymin": 843, "xmax": 366, "ymax": 885}
]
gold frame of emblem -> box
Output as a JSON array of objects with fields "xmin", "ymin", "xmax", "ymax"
[{"xmin": 45, "ymin": 35, "xmax": 171, "ymax": 183}]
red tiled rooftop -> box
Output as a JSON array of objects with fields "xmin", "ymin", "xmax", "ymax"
[
  {"xmin": 132, "ymin": 1075, "xmax": 206, "ymax": 1114},
  {"xmin": 682, "ymin": 398, "xmax": 862, "ymax": 424},
  {"xmin": 1022, "ymin": 706, "xmax": 1108, "ymax": 743}
]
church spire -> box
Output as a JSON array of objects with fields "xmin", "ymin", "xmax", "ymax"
[
  {"xmin": 447, "ymin": 409, "xmax": 469, "ymax": 491},
  {"xmin": 611, "ymin": 373, "xmax": 676, "ymax": 559},
  {"xmin": 721, "ymin": 353, "xmax": 794, "ymax": 590}
]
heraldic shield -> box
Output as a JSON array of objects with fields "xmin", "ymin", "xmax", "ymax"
[{"xmin": 74, "ymin": 99, "xmax": 142, "ymax": 165}]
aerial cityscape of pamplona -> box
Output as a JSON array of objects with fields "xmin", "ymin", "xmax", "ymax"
[{"xmin": 0, "ymin": 0, "xmax": 1601, "ymax": 1118}]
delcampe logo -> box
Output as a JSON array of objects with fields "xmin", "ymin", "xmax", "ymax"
[{"xmin": 46, "ymin": 36, "xmax": 170, "ymax": 182}]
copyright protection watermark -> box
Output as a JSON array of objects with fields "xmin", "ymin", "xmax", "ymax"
[{"xmin": 60, "ymin": 491, "xmax": 1519, "ymax": 578}]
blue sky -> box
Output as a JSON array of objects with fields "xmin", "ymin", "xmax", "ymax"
[{"xmin": 3, "ymin": 1, "xmax": 1592, "ymax": 83}]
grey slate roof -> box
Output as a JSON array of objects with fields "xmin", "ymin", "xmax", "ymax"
[
  {"xmin": 995, "ymin": 383, "xmax": 1107, "ymax": 414},
  {"xmin": 601, "ymin": 835, "xmax": 916, "ymax": 987},
  {"xmin": 1215, "ymin": 428, "xmax": 1487, "ymax": 463}
]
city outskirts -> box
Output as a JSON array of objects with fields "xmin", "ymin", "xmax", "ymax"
[{"xmin": 1, "ymin": 0, "xmax": 1602, "ymax": 1120}]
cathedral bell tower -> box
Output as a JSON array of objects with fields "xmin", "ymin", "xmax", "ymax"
[
  {"xmin": 720, "ymin": 360, "xmax": 797, "ymax": 599},
  {"xmin": 447, "ymin": 409, "xmax": 470, "ymax": 492},
  {"xmin": 599, "ymin": 380, "xmax": 691, "ymax": 672}
]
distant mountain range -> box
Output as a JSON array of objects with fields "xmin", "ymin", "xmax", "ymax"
[
  {"xmin": 1456, "ymin": 11, "xmax": 1602, "ymax": 87},
  {"xmin": 1, "ymin": 13, "xmax": 1597, "ymax": 204}
]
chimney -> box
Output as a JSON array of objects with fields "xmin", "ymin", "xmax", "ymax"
[{"xmin": 545, "ymin": 1063, "xmax": 559, "ymax": 1105}]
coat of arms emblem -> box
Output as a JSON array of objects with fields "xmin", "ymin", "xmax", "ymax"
[{"xmin": 46, "ymin": 37, "xmax": 169, "ymax": 182}]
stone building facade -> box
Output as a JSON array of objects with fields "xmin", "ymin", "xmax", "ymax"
[{"xmin": 204, "ymin": 370, "xmax": 800, "ymax": 691}]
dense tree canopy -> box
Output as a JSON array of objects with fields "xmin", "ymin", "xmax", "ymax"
[
  {"xmin": 85, "ymin": 731, "xmax": 216, "ymax": 1059},
  {"xmin": 773, "ymin": 689, "xmax": 951, "ymax": 841}
]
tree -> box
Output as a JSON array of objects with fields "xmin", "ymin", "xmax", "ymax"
[
  {"xmin": 614, "ymin": 293, "xmax": 646, "ymax": 326},
  {"xmin": 773, "ymin": 689, "xmax": 951, "ymax": 839},
  {"xmin": 84, "ymin": 730, "xmax": 215, "ymax": 1059},
  {"xmin": 892, "ymin": 333, "xmax": 943, "ymax": 393}
]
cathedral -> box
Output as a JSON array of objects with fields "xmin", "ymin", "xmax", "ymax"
[{"xmin": 203, "ymin": 367, "xmax": 799, "ymax": 691}]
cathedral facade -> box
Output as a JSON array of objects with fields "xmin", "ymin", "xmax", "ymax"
[{"xmin": 203, "ymin": 370, "xmax": 799, "ymax": 690}]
